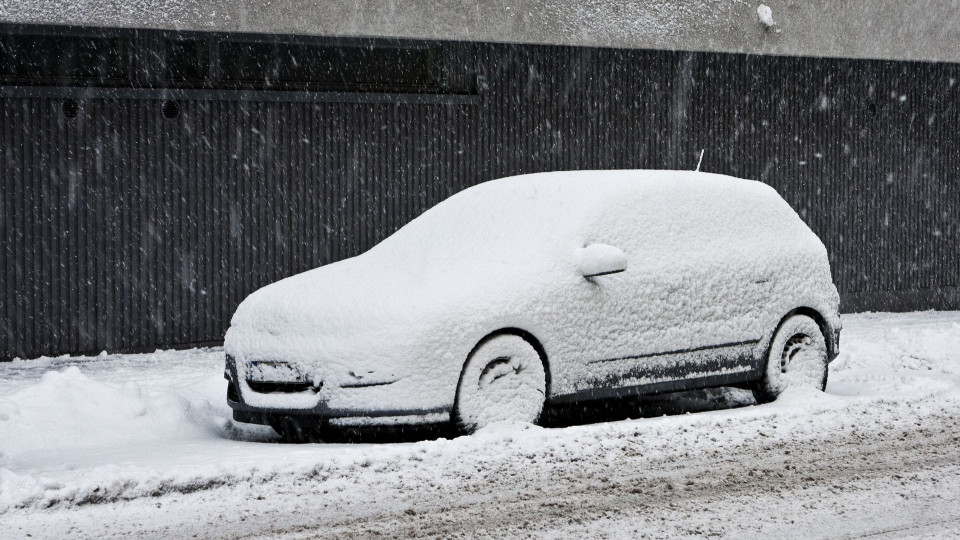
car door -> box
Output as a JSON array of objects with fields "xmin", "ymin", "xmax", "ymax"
[{"xmin": 557, "ymin": 189, "xmax": 763, "ymax": 398}]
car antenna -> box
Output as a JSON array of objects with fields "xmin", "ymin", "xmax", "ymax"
[{"xmin": 695, "ymin": 149, "xmax": 705, "ymax": 172}]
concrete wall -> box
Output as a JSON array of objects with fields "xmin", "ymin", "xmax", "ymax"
[{"xmin": 2, "ymin": 1, "xmax": 960, "ymax": 64}]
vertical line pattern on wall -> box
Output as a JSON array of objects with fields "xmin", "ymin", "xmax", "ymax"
[{"xmin": 2, "ymin": 39, "xmax": 959, "ymax": 359}]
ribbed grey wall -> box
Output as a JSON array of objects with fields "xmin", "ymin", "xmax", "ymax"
[{"xmin": 2, "ymin": 33, "xmax": 959, "ymax": 359}]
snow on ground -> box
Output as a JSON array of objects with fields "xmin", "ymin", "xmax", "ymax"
[{"xmin": 1, "ymin": 311, "xmax": 959, "ymax": 538}]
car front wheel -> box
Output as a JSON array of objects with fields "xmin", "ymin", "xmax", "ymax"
[
  {"xmin": 454, "ymin": 334, "xmax": 547, "ymax": 434},
  {"xmin": 753, "ymin": 314, "xmax": 829, "ymax": 403}
]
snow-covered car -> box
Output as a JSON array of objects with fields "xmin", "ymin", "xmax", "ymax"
[{"xmin": 224, "ymin": 170, "xmax": 841, "ymax": 441}]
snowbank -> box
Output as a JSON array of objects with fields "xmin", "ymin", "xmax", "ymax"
[
  {"xmin": 0, "ymin": 348, "xmax": 264, "ymax": 512},
  {"xmin": 0, "ymin": 367, "xmax": 223, "ymax": 453},
  {"xmin": 1, "ymin": 312, "xmax": 958, "ymax": 517}
]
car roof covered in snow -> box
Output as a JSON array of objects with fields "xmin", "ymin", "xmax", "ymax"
[{"xmin": 372, "ymin": 169, "xmax": 811, "ymax": 263}]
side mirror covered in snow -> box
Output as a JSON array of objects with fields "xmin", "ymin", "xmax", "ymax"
[{"xmin": 579, "ymin": 243, "xmax": 627, "ymax": 279}]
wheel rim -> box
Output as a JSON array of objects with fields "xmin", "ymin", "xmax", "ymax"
[
  {"xmin": 457, "ymin": 337, "xmax": 546, "ymax": 432},
  {"xmin": 778, "ymin": 332, "xmax": 825, "ymax": 389}
]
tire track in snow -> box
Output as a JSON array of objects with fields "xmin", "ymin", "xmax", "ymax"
[
  {"xmin": 3, "ymin": 401, "xmax": 959, "ymax": 539},
  {"xmin": 274, "ymin": 409, "xmax": 960, "ymax": 539}
]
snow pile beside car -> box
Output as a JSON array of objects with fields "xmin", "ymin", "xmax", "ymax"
[
  {"xmin": 0, "ymin": 349, "xmax": 241, "ymax": 511},
  {"xmin": 833, "ymin": 312, "xmax": 960, "ymax": 373},
  {"xmin": 827, "ymin": 312, "xmax": 960, "ymax": 399},
  {"xmin": 0, "ymin": 367, "xmax": 225, "ymax": 453}
]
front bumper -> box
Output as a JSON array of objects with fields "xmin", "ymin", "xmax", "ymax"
[{"xmin": 225, "ymin": 355, "xmax": 451, "ymax": 427}]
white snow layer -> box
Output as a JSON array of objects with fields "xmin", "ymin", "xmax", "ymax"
[
  {"xmin": 0, "ymin": 312, "xmax": 959, "ymax": 530},
  {"xmin": 225, "ymin": 170, "xmax": 839, "ymax": 415},
  {"xmin": 757, "ymin": 4, "xmax": 775, "ymax": 27}
]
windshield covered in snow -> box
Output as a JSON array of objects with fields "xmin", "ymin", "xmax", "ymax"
[{"xmin": 368, "ymin": 171, "xmax": 592, "ymax": 268}]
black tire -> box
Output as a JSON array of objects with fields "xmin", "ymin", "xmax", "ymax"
[{"xmin": 752, "ymin": 314, "xmax": 829, "ymax": 404}]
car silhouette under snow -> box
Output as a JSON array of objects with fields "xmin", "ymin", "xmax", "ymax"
[{"xmin": 224, "ymin": 170, "xmax": 841, "ymax": 441}]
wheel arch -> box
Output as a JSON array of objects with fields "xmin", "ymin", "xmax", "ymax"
[
  {"xmin": 773, "ymin": 306, "xmax": 838, "ymax": 361},
  {"xmin": 454, "ymin": 327, "xmax": 552, "ymax": 408}
]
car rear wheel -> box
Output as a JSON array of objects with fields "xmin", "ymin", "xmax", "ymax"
[
  {"xmin": 454, "ymin": 334, "xmax": 547, "ymax": 434},
  {"xmin": 753, "ymin": 314, "xmax": 829, "ymax": 404}
]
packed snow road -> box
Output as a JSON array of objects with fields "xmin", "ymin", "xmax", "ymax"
[{"xmin": 1, "ymin": 312, "xmax": 959, "ymax": 539}]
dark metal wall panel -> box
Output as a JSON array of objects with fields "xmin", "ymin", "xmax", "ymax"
[
  {"xmin": 688, "ymin": 53, "xmax": 960, "ymax": 312},
  {"xmin": 2, "ymin": 30, "xmax": 959, "ymax": 359}
]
